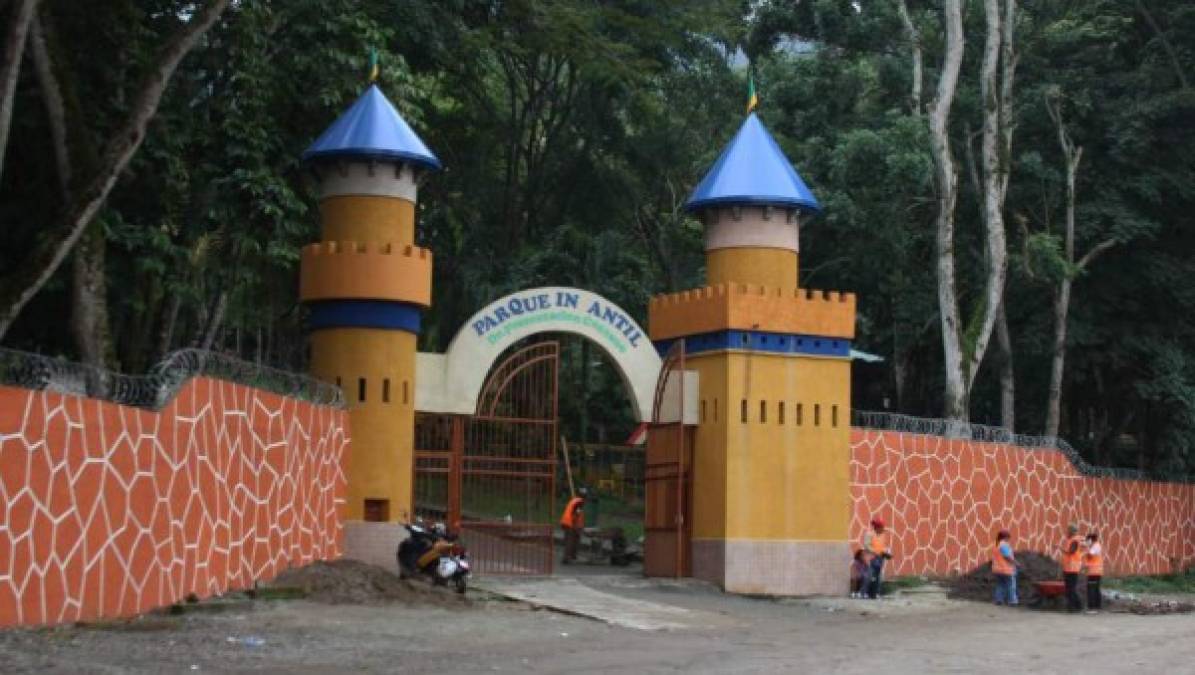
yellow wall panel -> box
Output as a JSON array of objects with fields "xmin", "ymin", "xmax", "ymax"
[
  {"xmin": 319, "ymin": 195, "xmax": 415, "ymax": 244},
  {"xmin": 310, "ymin": 328, "xmax": 418, "ymax": 521}
]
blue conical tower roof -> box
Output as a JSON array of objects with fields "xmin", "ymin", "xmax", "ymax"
[
  {"xmin": 685, "ymin": 113, "xmax": 819, "ymax": 213},
  {"xmin": 302, "ymin": 85, "xmax": 441, "ymax": 169}
]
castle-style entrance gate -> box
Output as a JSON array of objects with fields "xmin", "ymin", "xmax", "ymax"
[{"xmin": 413, "ymin": 341, "xmax": 559, "ymax": 574}]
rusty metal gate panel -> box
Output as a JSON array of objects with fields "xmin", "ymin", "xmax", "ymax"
[
  {"xmin": 415, "ymin": 341, "xmax": 559, "ymax": 575},
  {"xmin": 644, "ymin": 341, "xmax": 692, "ymax": 577}
]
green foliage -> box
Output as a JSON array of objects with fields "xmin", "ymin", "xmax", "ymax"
[{"xmin": 3, "ymin": 0, "xmax": 1195, "ymax": 477}]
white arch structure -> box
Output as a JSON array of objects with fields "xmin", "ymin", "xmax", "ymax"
[{"xmin": 416, "ymin": 287, "xmax": 668, "ymax": 422}]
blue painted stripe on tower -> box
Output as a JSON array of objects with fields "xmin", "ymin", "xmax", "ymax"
[
  {"xmin": 654, "ymin": 329, "xmax": 850, "ymax": 358},
  {"xmin": 307, "ymin": 300, "xmax": 422, "ymax": 333}
]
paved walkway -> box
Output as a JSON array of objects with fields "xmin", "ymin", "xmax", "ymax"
[{"xmin": 476, "ymin": 576, "xmax": 733, "ymax": 631}]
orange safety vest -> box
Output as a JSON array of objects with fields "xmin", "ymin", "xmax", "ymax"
[
  {"xmin": 560, "ymin": 497, "xmax": 584, "ymax": 529},
  {"xmin": 1085, "ymin": 546, "xmax": 1104, "ymax": 577},
  {"xmin": 867, "ymin": 531, "xmax": 889, "ymax": 556},
  {"xmin": 1061, "ymin": 535, "xmax": 1083, "ymax": 573},
  {"xmin": 992, "ymin": 543, "xmax": 1014, "ymax": 576}
]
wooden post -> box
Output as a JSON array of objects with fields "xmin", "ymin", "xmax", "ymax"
[{"xmin": 560, "ymin": 435, "xmax": 576, "ymax": 497}]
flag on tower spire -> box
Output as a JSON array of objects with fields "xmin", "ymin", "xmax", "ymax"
[
  {"xmin": 747, "ymin": 73, "xmax": 758, "ymax": 113},
  {"xmin": 368, "ymin": 47, "xmax": 379, "ymax": 83}
]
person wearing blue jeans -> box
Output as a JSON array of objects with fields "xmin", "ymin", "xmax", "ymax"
[
  {"xmin": 863, "ymin": 517, "xmax": 892, "ymax": 599},
  {"xmin": 992, "ymin": 529, "xmax": 1019, "ymax": 606}
]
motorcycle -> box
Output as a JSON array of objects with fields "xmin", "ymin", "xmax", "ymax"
[{"xmin": 396, "ymin": 522, "xmax": 471, "ymax": 594}]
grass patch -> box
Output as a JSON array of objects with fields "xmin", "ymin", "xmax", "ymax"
[
  {"xmin": 253, "ymin": 586, "xmax": 309, "ymax": 600},
  {"xmin": 75, "ymin": 616, "xmax": 181, "ymax": 632},
  {"xmin": 881, "ymin": 576, "xmax": 930, "ymax": 593},
  {"xmin": 1105, "ymin": 568, "xmax": 1195, "ymax": 594}
]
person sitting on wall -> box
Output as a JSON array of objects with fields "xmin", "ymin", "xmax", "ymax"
[
  {"xmin": 863, "ymin": 517, "xmax": 892, "ymax": 599},
  {"xmin": 992, "ymin": 529, "xmax": 1019, "ymax": 606},
  {"xmin": 1084, "ymin": 531, "xmax": 1104, "ymax": 614},
  {"xmin": 559, "ymin": 488, "xmax": 587, "ymax": 565},
  {"xmin": 1060, "ymin": 523, "xmax": 1084, "ymax": 613}
]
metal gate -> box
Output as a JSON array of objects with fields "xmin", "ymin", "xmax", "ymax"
[
  {"xmin": 414, "ymin": 341, "xmax": 559, "ymax": 575},
  {"xmin": 644, "ymin": 341, "xmax": 693, "ymax": 577}
]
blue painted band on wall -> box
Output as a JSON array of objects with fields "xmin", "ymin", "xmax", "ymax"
[
  {"xmin": 307, "ymin": 300, "xmax": 422, "ymax": 333},
  {"xmin": 654, "ymin": 329, "xmax": 850, "ymax": 358}
]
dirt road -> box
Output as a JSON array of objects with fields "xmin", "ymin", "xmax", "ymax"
[{"xmin": 2, "ymin": 572, "xmax": 1192, "ymax": 674}]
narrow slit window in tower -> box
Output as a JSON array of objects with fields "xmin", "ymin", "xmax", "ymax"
[
  {"xmin": 358, "ymin": 378, "xmax": 367, "ymax": 403},
  {"xmin": 701, "ymin": 400, "xmax": 707, "ymax": 423},
  {"xmin": 383, "ymin": 379, "xmax": 391, "ymax": 403},
  {"xmin": 403, "ymin": 381, "xmax": 410, "ymax": 405},
  {"xmin": 814, "ymin": 404, "xmax": 821, "ymax": 426},
  {"xmin": 832, "ymin": 404, "xmax": 839, "ymax": 428},
  {"xmin": 741, "ymin": 399, "xmax": 748, "ymax": 423},
  {"xmin": 760, "ymin": 400, "xmax": 767, "ymax": 423},
  {"xmin": 797, "ymin": 403, "xmax": 803, "ymax": 426},
  {"xmin": 779, "ymin": 402, "xmax": 786, "ymax": 425}
]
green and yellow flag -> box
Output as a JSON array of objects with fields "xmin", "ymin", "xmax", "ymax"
[
  {"xmin": 747, "ymin": 73, "xmax": 758, "ymax": 113},
  {"xmin": 368, "ymin": 47, "xmax": 380, "ymax": 83}
]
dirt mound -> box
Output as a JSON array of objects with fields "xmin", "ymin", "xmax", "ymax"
[
  {"xmin": 269, "ymin": 559, "xmax": 468, "ymax": 606},
  {"xmin": 947, "ymin": 550, "xmax": 1060, "ymax": 603}
]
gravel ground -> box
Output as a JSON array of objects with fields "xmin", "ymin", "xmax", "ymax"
[{"xmin": 2, "ymin": 567, "xmax": 1194, "ymax": 674}]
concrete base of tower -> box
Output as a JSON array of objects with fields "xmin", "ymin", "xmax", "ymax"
[
  {"xmin": 692, "ymin": 538, "xmax": 849, "ymax": 596},
  {"xmin": 342, "ymin": 521, "xmax": 406, "ymax": 572}
]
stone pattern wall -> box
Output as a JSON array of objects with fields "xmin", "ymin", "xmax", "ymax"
[
  {"xmin": 850, "ymin": 430, "xmax": 1195, "ymax": 577},
  {"xmin": 0, "ymin": 379, "xmax": 348, "ymax": 627}
]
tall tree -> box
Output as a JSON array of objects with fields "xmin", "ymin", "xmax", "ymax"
[
  {"xmin": 929, "ymin": 0, "xmax": 968, "ymax": 421},
  {"xmin": 0, "ymin": 0, "xmax": 231, "ymax": 342}
]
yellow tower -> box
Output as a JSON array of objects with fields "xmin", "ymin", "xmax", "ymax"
[
  {"xmin": 299, "ymin": 85, "xmax": 438, "ymax": 532},
  {"xmin": 649, "ymin": 113, "xmax": 856, "ymax": 595}
]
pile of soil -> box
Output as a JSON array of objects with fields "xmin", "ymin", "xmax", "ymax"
[
  {"xmin": 947, "ymin": 550, "xmax": 1060, "ymax": 603},
  {"xmin": 948, "ymin": 553, "xmax": 1195, "ymax": 614},
  {"xmin": 269, "ymin": 560, "xmax": 469, "ymax": 607}
]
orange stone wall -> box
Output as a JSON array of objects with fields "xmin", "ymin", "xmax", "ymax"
[
  {"xmin": 851, "ymin": 429, "xmax": 1195, "ymax": 577},
  {"xmin": 0, "ymin": 378, "xmax": 348, "ymax": 627}
]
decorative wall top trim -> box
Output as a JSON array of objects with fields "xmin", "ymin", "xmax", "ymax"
[
  {"xmin": 852, "ymin": 410, "xmax": 1193, "ymax": 484},
  {"xmin": 0, "ymin": 348, "xmax": 344, "ymax": 410}
]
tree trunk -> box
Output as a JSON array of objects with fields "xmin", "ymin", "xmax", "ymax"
[
  {"xmin": 0, "ymin": 0, "xmax": 231, "ymax": 343},
  {"xmin": 1043, "ymin": 91, "xmax": 1115, "ymax": 441},
  {"xmin": 996, "ymin": 299, "xmax": 1014, "ymax": 431},
  {"xmin": 929, "ymin": 0, "xmax": 966, "ymax": 421},
  {"xmin": 70, "ymin": 224, "xmax": 116, "ymax": 366},
  {"xmin": 966, "ymin": 0, "xmax": 1014, "ymax": 398},
  {"xmin": 896, "ymin": 0, "xmax": 923, "ymax": 116},
  {"xmin": 157, "ymin": 292, "xmax": 182, "ymax": 361},
  {"xmin": 30, "ymin": 12, "xmax": 115, "ymax": 368},
  {"xmin": 199, "ymin": 291, "xmax": 228, "ymax": 352},
  {"xmin": 0, "ymin": 0, "xmax": 40, "ymax": 182}
]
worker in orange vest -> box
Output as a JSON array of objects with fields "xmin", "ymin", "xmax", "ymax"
[
  {"xmin": 1060, "ymin": 523, "xmax": 1084, "ymax": 612},
  {"xmin": 1084, "ymin": 531, "xmax": 1104, "ymax": 614},
  {"xmin": 862, "ymin": 517, "xmax": 892, "ymax": 599},
  {"xmin": 560, "ymin": 488, "xmax": 587, "ymax": 565},
  {"xmin": 992, "ymin": 529, "xmax": 1019, "ymax": 606}
]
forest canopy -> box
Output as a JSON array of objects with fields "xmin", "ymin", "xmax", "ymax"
[{"xmin": 1, "ymin": 0, "xmax": 1193, "ymax": 477}]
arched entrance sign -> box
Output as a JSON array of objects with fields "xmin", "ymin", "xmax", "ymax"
[{"xmin": 415, "ymin": 287, "xmax": 661, "ymax": 421}]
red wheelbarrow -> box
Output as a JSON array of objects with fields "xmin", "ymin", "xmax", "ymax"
[{"xmin": 1030, "ymin": 580, "xmax": 1066, "ymax": 608}]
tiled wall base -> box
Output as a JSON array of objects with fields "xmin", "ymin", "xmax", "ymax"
[
  {"xmin": 693, "ymin": 539, "xmax": 849, "ymax": 596},
  {"xmin": 343, "ymin": 521, "xmax": 407, "ymax": 572}
]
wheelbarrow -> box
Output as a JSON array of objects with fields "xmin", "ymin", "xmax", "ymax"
[{"xmin": 1029, "ymin": 580, "xmax": 1066, "ymax": 608}]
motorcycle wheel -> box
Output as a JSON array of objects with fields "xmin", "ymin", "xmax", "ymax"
[{"xmin": 454, "ymin": 576, "xmax": 467, "ymax": 595}]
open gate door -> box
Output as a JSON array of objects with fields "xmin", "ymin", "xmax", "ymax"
[
  {"xmin": 414, "ymin": 341, "xmax": 559, "ymax": 575},
  {"xmin": 644, "ymin": 341, "xmax": 693, "ymax": 577}
]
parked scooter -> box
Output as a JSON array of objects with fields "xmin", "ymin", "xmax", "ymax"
[{"xmin": 396, "ymin": 522, "xmax": 471, "ymax": 594}]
